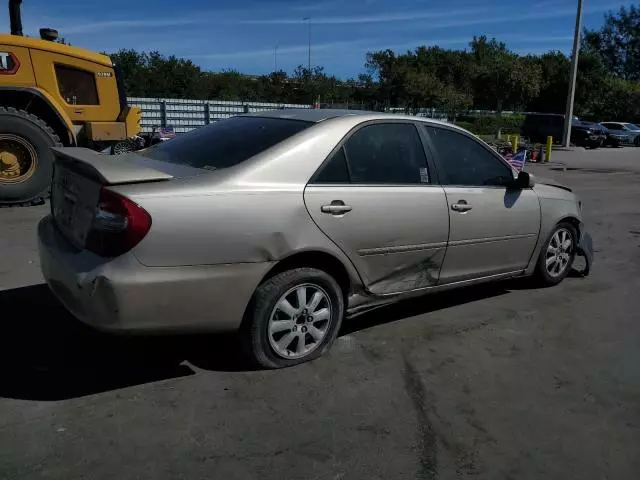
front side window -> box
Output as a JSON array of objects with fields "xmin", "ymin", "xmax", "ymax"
[
  {"xmin": 55, "ymin": 65, "xmax": 99, "ymax": 105},
  {"xmin": 139, "ymin": 116, "xmax": 312, "ymax": 170},
  {"xmin": 425, "ymin": 126, "xmax": 514, "ymax": 187},
  {"xmin": 342, "ymin": 123, "xmax": 429, "ymax": 184}
]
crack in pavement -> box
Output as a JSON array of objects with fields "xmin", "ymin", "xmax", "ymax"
[{"xmin": 402, "ymin": 355, "xmax": 439, "ymax": 480}]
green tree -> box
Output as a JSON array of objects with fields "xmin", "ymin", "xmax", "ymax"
[
  {"xmin": 470, "ymin": 36, "xmax": 540, "ymax": 113},
  {"xmin": 437, "ymin": 84, "xmax": 472, "ymax": 120},
  {"xmin": 528, "ymin": 51, "xmax": 570, "ymax": 113},
  {"xmin": 109, "ymin": 50, "xmax": 151, "ymax": 96},
  {"xmin": 583, "ymin": 5, "xmax": 640, "ymax": 80},
  {"xmin": 104, "ymin": 23, "xmax": 640, "ymax": 122},
  {"xmin": 109, "ymin": 50, "xmax": 206, "ymax": 99}
]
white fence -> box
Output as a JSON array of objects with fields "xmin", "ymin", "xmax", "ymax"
[
  {"xmin": 127, "ymin": 97, "xmax": 311, "ymax": 133},
  {"xmin": 126, "ymin": 97, "xmax": 463, "ymax": 134}
]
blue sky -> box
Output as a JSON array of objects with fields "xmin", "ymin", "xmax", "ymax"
[{"xmin": 18, "ymin": 0, "xmax": 632, "ymax": 78}]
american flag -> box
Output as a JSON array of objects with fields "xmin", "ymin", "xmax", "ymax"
[{"xmin": 507, "ymin": 150, "xmax": 527, "ymax": 172}]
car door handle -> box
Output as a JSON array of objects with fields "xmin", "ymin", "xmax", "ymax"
[
  {"xmin": 451, "ymin": 202, "xmax": 472, "ymax": 212},
  {"xmin": 321, "ymin": 202, "xmax": 352, "ymax": 215}
]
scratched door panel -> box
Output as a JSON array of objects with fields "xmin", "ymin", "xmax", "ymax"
[{"xmin": 304, "ymin": 185, "xmax": 450, "ymax": 294}]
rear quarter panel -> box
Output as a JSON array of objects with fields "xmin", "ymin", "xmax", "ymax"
[{"xmin": 115, "ymin": 183, "xmax": 365, "ymax": 290}]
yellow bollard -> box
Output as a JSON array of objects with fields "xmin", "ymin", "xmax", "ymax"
[
  {"xmin": 506, "ymin": 134, "xmax": 511, "ymax": 144},
  {"xmin": 546, "ymin": 136, "xmax": 553, "ymax": 162},
  {"xmin": 511, "ymin": 135, "xmax": 518, "ymax": 153}
]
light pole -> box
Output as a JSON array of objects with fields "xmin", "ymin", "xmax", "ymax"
[
  {"xmin": 562, "ymin": 0, "xmax": 584, "ymax": 148},
  {"xmin": 274, "ymin": 45, "xmax": 278, "ymax": 72},
  {"xmin": 303, "ymin": 17, "xmax": 311, "ymax": 72}
]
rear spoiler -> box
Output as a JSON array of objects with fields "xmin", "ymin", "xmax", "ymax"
[{"xmin": 51, "ymin": 147, "xmax": 173, "ymax": 185}]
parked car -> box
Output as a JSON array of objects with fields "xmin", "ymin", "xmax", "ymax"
[
  {"xmin": 600, "ymin": 122, "xmax": 640, "ymax": 146},
  {"xmin": 599, "ymin": 125, "xmax": 631, "ymax": 147},
  {"xmin": 38, "ymin": 110, "xmax": 593, "ymax": 368},
  {"xmin": 568, "ymin": 121, "xmax": 607, "ymax": 148}
]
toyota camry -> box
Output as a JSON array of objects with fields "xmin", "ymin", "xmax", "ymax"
[{"xmin": 38, "ymin": 110, "xmax": 593, "ymax": 368}]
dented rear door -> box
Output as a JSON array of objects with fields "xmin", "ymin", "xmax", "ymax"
[{"xmin": 304, "ymin": 121, "xmax": 450, "ymax": 295}]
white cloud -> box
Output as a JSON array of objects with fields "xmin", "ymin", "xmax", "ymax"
[
  {"xmin": 387, "ymin": 1, "xmax": 622, "ymax": 33},
  {"xmin": 237, "ymin": 7, "xmax": 489, "ymax": 25},
  {"xmin": 189, "ymin": 32, "xmax": 574, "ymax": 63},
  {"xmin": 189, "ymin": 39, "xmax": 370, "ymax": 60},
  {"xmin": 57, "ymin": 18, "xmax": 199, "ymax": 35}
]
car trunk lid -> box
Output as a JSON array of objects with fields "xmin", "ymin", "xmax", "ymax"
[{"xmin": 50, "ymin": 147, "xmax": 190, "ymax": 250}]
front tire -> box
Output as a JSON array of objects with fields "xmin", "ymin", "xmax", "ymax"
[
  {"xmin": 0, "ymin": 107, "xmax": 61, "ymax": 206},
  {"xmin": 244, "ymin": 268, "xmax": 345, "ymax": 369},
  {"xmin": 533, "ymin": 222, "xmax": 577, "ymax": 286}
]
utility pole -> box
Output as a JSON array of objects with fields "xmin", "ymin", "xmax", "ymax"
[
  {"xmin": 303, "ymin": 17, "xmax": 311, "ymax": 72},
  {"xmin": 562, "ymin": 0, "xmax": 584, "ymax": 148}
]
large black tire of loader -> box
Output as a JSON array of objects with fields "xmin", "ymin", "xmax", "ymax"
[{"xmin": 0, "ymin": 107, "xmax": 61, "ymax": 207}]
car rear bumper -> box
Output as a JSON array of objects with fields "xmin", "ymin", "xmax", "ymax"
[
  {"xmin": 606, "ymin": 135, "xmax": 632, "ymax": 145},
  {"xmin": 38, "ymin": 215, "xmax": 274, "ymax": 333}
]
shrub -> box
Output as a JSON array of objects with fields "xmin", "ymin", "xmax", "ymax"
[{"xmin": 453, "ymin": 115, "xmax": 525, "ymax": 135}]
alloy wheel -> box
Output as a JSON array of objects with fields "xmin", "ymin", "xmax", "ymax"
[
  {"xmin": 545, "ymin": 228, "xmax": 574, "ymax": 278},
  {"xmin": 268, "ymin": 283, "xmax": 333, "ymax": 360}
]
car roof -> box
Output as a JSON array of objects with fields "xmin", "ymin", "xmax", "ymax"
[{"xmin": 245, "ymin": 108, "xmax": 454, "ymax": 127}]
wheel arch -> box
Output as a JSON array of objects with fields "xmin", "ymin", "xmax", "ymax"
[
  {"xmin": 525, "ymin": 214, "xmax": 583, "ymax": 276},
  {"xmin": 557, "ymin": 215, "xmax": 581, "ymax": 236},
  {"xmin": 262, "ymin": 249, "xmax": 358, "ymax": 299},
  {"xmin": 0, "ymin": 87, "xmax": 75, "ymax": 146}
]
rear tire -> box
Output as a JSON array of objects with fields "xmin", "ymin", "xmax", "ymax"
[
  {"xmin": 244, "ymin": 268, "xmax": 345, "ymax": 369},
  {"xmin": 0, "ymin": 107, "xmax": 61, "ymax": 207},
  {"xmin": 533, "ymin": 222, "xmax": 577, "ymax": 286}
]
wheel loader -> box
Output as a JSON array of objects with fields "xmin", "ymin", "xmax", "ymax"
[{"xmin": 0, "ymin": 0, "xmax": 141, "ymax": 206}]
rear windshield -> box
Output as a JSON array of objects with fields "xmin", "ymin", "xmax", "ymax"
[{"xmin": 138, "ymin": 116, "xmax": 313, "ymax": 170}]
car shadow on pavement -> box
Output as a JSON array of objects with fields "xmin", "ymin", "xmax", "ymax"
[
  {"xmin": 0, "ymin": 284, "xmax": 213, "ymax": 401},
  {"xmin": 0, "ymin": 279, "xmax": 528, "ymax": 401}
]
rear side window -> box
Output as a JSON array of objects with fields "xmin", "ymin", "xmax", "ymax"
[
  {"xmin": 314, "ymin": 147, "xmax": 350, "ymax": 183},
  {"xmin": 55, "ymin": 65, "xmax": 99, "ymax": 105},
  {"xmin": 139, "ymin": 116, "xmax": 312, "ymax": 170}
]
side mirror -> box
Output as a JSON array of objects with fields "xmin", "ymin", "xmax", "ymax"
[{"xmin": 515, "ymin": 171, "xmax": 535, "ymax": 189}]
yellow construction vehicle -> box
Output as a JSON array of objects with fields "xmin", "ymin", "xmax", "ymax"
[{"xmin": 0, "ymin": 0, "xmax": 141, "ymax": 206}]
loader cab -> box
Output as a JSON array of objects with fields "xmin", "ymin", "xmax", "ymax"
[{"xmin": 0, "ymin": 0, "xmax": 141, "ymax": 206}]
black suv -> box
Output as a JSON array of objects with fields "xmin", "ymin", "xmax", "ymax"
[
  {"xmin": 571, "ymin": 121, "xmax": 607, "ymax": 148},
  {"xmin": 522, "ymin": 113, "xmax": 606, "ymax": 148}
]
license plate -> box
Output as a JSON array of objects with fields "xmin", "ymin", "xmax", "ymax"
[
  {"xmin": 52, "ymin": 167, "xmax": 79, "ymax": 227},
  {"xmin": 51, "ymin": 166, "xmax": 101, "ymax": 249}
]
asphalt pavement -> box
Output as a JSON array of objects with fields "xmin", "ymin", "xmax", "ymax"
[{"xmin": 1, "ymin": 147, "xmax": 639, "ymax": 480}]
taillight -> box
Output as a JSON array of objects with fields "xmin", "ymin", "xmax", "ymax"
[{"xmin": 86, "ymin": 188, "xmax": 152, "ymax": 257}]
